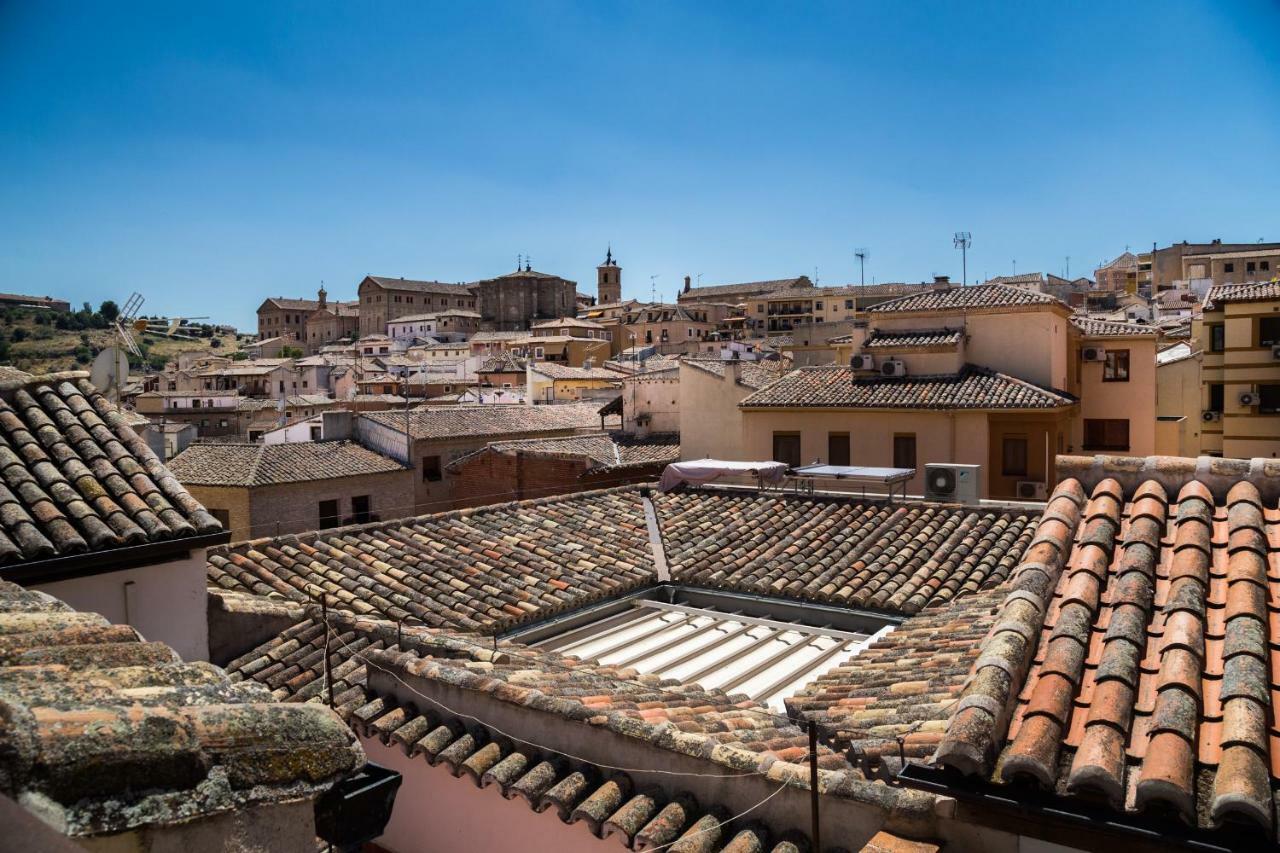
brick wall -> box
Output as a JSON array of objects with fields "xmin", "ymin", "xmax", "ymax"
[
  {"xmin": 451, "ymin": 451, "xmax": 663, "ymax": 509},
  {"xmin": 247, "ymin": 469, "xmax": 416, "ymax": 540}
]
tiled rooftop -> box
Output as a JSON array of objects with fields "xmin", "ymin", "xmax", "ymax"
[
  {"xmin": 682, "ymin": 357, "xmax": 787, "ymax": 390},
  {"xmin": 207, "ymin": 489, "xmax": 657, "ymax": 632},
  {"xmin": 0, "ymin": 371, "xmax": 222, "ymax": 567},
  {"xmin": 1204, "ymin": 280, "xmax": 1280, "ymax": 308},
  {"xmin": 863, "ymin": 329, "xmax": 963, "ymax": 349},
  {"xmin": 680, "ymin": 277, "xmax": 810, "ymax": 300},
  {"xmin": 934, "ymin": 454, "xmax": 1280, "ymax": 841},
  {"xmin": 1070, "ymin": 316, "xmax": 1159, "ymax": 337},
  {"xmin": 529, "ymin": 362, "xmax": 624, "ymax": 381},
  {"xmin": 655, "ymin": 491, "xmax": 1037, "ymax": 615},
  {"xmin": 365, "ymin": 275, "xmax": 475, "ymax": 295},
  {"xmin": 226, "ymin": 608, "xmax": 938, "ymax": 834},
  {"xmin": 0, "ymin": 580, "xmax": 362, "ymax": 838},
  {"xmin": 447, "ymin": 432, "xmax": 678, "ymax": 473},
  {"xmin": 868, "ymin": 284, "xmax": 1062, "ymax": 314},
  {"xmin": 208, "ymin": 485, "xmax": 1039, "ymax": 637},
  {"xmin": 168, "ymin": 440, "xmax": 408, "ymax": 488},
  {"xmin": 364, "ymin": 402, "xmax": 606, "ymax": 440},
  {"xmin": 738, "ymin": 365, "xmax": 1076, "ymax": 410}
]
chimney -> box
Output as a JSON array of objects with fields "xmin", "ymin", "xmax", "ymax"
[
  {"xmin": 683, "ymin": 276, "xmax": 691, "ymax": 293},
  {"xmin": 725, "ymin": 360, "xmax": 743, "ymax": 384},
  {"xmin": 934, "ymin": 275, "xmax": 950, "ymax": 286}
]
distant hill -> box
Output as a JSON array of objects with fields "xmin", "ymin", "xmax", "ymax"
[{"xmin": 0, "ymin": 303, "xmax": 241, "ymax": 375}]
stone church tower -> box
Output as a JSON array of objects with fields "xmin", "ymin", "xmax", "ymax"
[{"xmin": 597, "ymin": 247, "xmax": 621, "ymax": 304}]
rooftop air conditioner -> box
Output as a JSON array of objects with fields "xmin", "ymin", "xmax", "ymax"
[
  {"xmin": 1239, "ymin": 389, "xmax": 1259, "ymax": 407},
  {"xmin": 851, "ymin": 354, "xmax": 875, "ymax": 371},
  {"xmin": 881, "ymin": 359, "xmax": 907, "ymax": 378},
  {"xmin": 1202, "ymin": 410, "xmax": 1221, "ymax": 423},
  {"xmin": 1272, "ymin": 344, "xmax": 1280, "ymax": 361},
  {"xmin": 1082, "ymin": 346, "xmax": 1107, "ymax": 362},
  {"xmin": 1016, "ymin": 481, "xmax": 1048, "ymax": 501},
  {"xmin": 924, "ymin": 463, "xmax": 981, "ymax": 504}
]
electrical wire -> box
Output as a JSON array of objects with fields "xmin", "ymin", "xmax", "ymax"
[{"xmin": 323, "ymin": 615, "xmax": 776, "ymax": 780}]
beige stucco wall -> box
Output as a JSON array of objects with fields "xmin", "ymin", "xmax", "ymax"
[
  {"xmin": 622, "ymin": 375, "xmax": 680, "ymax": 435},
  {"xmin": 1072, "ymin": 337, "xmax": 1157, "ymax": 457},
  {"xmin": 1157, "ymin": 351, "xmax": 1202, "ymax": 456},
  {"xmin": 965, "ymin": 310, "xmax": 1070, "ymax": 390},
  {"xmin": 678, "ymin": 362, "xmax": 751, "ymax": 461},
  {"xmin": 33, "ymin": 549, "xmax": 210, "ymax": 661},
  {"xmin": 1219, "ymin": 300, "xmax": 1280, "ymax": 458},
  {"xmin": 739, "ymin": 409, "xmax": 991, "ymax": 496}
]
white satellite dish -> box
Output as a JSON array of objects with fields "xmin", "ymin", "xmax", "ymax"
[{"xmin": 90, "ymin": 347, "xmax": 130, "ymax": 399}]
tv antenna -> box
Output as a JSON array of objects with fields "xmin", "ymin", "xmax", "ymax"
[
  {"xmin": 113, "ymin": 292, "xmax": 210, "ymax": 360},
  {"xmin": 649, "ymin": 274, "xmax": 660, "ymax": 305},
  {"xmin": 953, "ymin": 232, "xmax": 972, "ymax": 285},
  {"xmin": 854, "ymin": 249, "xmax": 869, "ymax": 286}
]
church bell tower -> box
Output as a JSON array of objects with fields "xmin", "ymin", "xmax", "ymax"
[{"xmin": 597, "ymin": 247, "xmax": 621, "ymax": 304}]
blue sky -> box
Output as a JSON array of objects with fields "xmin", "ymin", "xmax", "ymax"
[{"xmin": 2, "ymin": 1, "xmax": 1278, "ymax": 328}]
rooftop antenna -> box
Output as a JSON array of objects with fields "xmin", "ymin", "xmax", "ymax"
[
  {"xmin": 649, "ymin": 274, "xmax": 659, "ymax": 305},
  {"xmin": 1012, "ymin": 259, "xmax": 1017, "ymax": 276},
  {"xmin": 953, "ymin": 233, "xmax": 971, "ymax": 285},
  {"xmin": 1065, "ymin": 256, "xmax": 1070, "ymax": 279},
  {"xmin": 517, "ymin": 253, "xmax": 522, "ymax": 270},
  {"xmin": 854, "ymin": 249, "xmax": 869, "ymax": 286},
  {"xmin": 696, "ymin": 273, "xmax": 703, "ymax": 286}
]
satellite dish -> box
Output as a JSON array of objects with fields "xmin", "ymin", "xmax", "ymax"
[{"xmin": 90, "ymin": 347, "xmax": 130, "ymax": 399}]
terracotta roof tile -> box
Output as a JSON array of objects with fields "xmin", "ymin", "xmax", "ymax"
[
  {"xmin": 738, "ymin": 365, "xmax": 1075, "ymax": 410},
  {"xmin": 867, "ymin": 284, "xmax": 1063, "ymax": 314},
  {"xmin": 1071, "ymin": 316, "xmax": 1160, "ymax": 337},
  {"xmin": 367, "ymin": 402, "xmax": 606, "ymax": 440},
  {"xmin": 168, "ymin": 440, "xmax": 407, "ymax": 487},
  {"xmin": 0, "ymin": 372, "xmax": 222, "ymax": 568},
  {"xmin": 1204, "ymin": 280, "xmax": 1280, "ymax": 309},
  {"xmin": 934, "ymin": 454, "xmax": 1280, "ymax": 842},
  {"xmin": 863, "ymin": 329, "xmax": 963, "ymax": 349},
  {"xmin": 0, "ymin": 581, "xmax": 361, "ymax": 839}
]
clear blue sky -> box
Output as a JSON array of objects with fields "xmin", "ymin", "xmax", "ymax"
[{"xmin": 2, "ymin": 1, "xmax": 1278, "ymax": 328}]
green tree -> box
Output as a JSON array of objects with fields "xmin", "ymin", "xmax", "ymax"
[
  {"xmin": 231, "ymin": 350, "xmax": 249, "ymax": 361},
  {"xmin": 10, "ymin": 328, "xmax": 27, "ymax": 343},
  {"xmin": 99, "ymin": 300, "xmax": 120, "ymax": 322}
]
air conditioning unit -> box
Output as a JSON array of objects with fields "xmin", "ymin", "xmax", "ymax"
[
  {"xmin": 1202, "ymin": 410, "xmax": 1221, "ymax": 423},
  {"xmin": 1016, "ymin": 481, "xmax": 1049, "ymax": 501},
  {"xmin": 1272, "ymin": 344, "xmax": 1280, "ymax": 361},
  {"xmin": 1082, "ymin": 346, "xmax": 1107, "ymax": 362},
  {"xmin": 1239, "ymin": 389, "xmax": 1259, "ymax": 407},
  {"xmin": 924, "ymin": 463, "xmax": 982, "ymax": 504},
  {"xmin": 851, "ymin": 354, "xmax": 876, "ymax": 371},
  {"xmin": 881, "ymin": 359, "xmax": 907, "ymax": 377}
]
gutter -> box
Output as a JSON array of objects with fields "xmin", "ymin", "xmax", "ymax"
[{"xmin": 0, "ymin": 531, "xmax": 231, "ymax": 586}]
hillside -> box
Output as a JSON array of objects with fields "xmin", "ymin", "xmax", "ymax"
[{"xmin": 0, "ymin": 303, "xmax": 242, "ymax": 377}]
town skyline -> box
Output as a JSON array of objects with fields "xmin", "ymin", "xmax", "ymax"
[{"xmin": 3, "ymin": 1, "xmax": 1279, "ymax": 327}]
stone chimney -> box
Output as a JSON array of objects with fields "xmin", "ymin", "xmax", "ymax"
[
  {"xmin": 684, "ymin": 276, "xmax": 691, "ymax": 293},
  {"xmin": 725, "ymin": 359, "xmax": 743, "ymax": 385},
  {"xmin": 933, "ymin": 275, "xmax": 951, "ymax": 286}
]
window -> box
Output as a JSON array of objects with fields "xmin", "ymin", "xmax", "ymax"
[
  {"xmin": 1103, "ymin": 349, "xmax": 1130, "ymax": 382},
  {"xmin": 1084, "ymin": 419, "xmax": 1130, "ymax": 451},
  {"xmin": 772, "ymin": 432, "xmax": 801, "ymax": 468},
  {"xmin": 218, "ymin": 419, "xmax": 228, "ymax": 428},
  {"xmin": 1261, "ymin": 385, "xmax": 1280, "ymax": 414},
  {"xmin": 1209, "ymin": 383, "xmax": 1224, "ymax": 412},
  {"xmin": 815, "ymin": 301, "xmax": 824, "ymax": 310},
  {"xmin": 1262, "ymin": 261, "xmax": 1271, "ymax": 271},
  {"xmin": 1259, "ymin": 317, "xmax": 1280, "ymax": 347},
  {"xmin": 1209, "ymin": 324, "xmax": 1225, "ymax": 352},
  {"xmin": 1224, "ymin": 263, "xmax": 1235, "ymax": 273},
  {"xmin": 828, "ymin": 432, "xmax": 850, "ymax": 466},
  {"xmin": 351, "ymin": 495, "xmax": 371, "ymax": 524},
  {"xmin": 319, "ymin": 500, "xmax": 339, "ymax": 529},
  {"xmin": 1002, "ymin": 436, "xmax": 1029, "ymax": 477},
  {"xmin": 845, "ymin": 299, "xmax": 854, "ymax": 310},
  {"xmin": 423, "ymin": 455, "xmax": 443, "ymax": 482},
  {"xmin": 756, "ymin": 304, "xmax": 764, "ymax": 313},
  {"xmin": 209, "ymin": 508, "xmax": 230, "ymax": 529},
  {"xmin": 1247, "ymin": 262, "xmax": 1257, "ymax": 273},
  {"xmin": 893, "ymin": 434, "xmax": 917, "ymax": 469}
]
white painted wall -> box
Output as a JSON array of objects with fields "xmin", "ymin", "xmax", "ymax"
[{"xmin": 32, "ymin": 549, "xmax": 210, "ymax": 661}]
